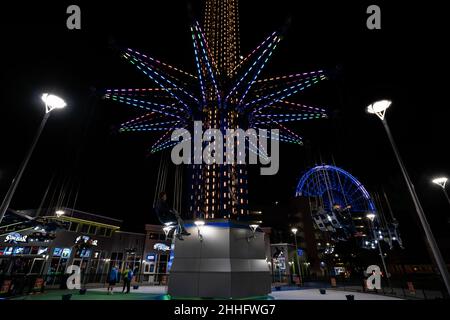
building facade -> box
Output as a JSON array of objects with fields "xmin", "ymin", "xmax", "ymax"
[{"xmin": 0, "ymin": 208, "xmax": 147, "ymax": 289}]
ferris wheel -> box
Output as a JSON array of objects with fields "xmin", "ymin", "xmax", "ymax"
[
  {"xmin": 295, "ymin": 164, "xmax": 403, "ymax": 249},
  {"xmin": 296, "ymin": 165, "xmax": 376, "ymax": 213}
]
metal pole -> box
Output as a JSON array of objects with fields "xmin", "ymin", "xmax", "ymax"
[
  {"xmin": 381, "ymin": 118, "xmax": 450, "ymax": 296},
  {"xmin": 0, "ymin": 112, "xmax": 50, "ymax": 224},
  {"xmin": 440, "ymin": 187, "xmax": 450, "ymax": 209},
  {"xmin": 293, "ymin": 235, "xmax": 303, "ymax": 285},
  {"xmin": 370, "ymin": 219, "xmax": 393, "ymax": 293}
]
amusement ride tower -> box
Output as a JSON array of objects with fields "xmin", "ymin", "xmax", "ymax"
[
  {"xmin": 104, "ymin": 0, "xmax": 327, "ymax": 220},
  {"xmin": 104, "ymin": 0, "xmax": 328, "ymax": 298},
  {"xmin": 192, "ymin": 0, "xmax": 247, "ymax": 219}
]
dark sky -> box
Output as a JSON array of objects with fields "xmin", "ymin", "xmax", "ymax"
[{"xmin": 1, "ymin": 1, "xmax": 449, "ymax": 260}]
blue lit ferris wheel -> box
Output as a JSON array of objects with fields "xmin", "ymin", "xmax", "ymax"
[
  {"xmin": 296, "ymin": 165, "xmax": 376, "ymax": 213},
  {"xmin": 295, "ymin": 164, "xmax": 403, "ymax": 250}
]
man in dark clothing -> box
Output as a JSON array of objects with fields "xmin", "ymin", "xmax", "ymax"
[{"xmin": 155, "ymin": 191, "xmax": 190, "ymax": 240}]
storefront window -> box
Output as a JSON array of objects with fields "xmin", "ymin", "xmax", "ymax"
[
  {"xmin": 148, "ymin": 233, "xmax": 158, "ymax": 239},
  {"xmin": 105, "ymin": 229, "xmax": 112, "ymax": 237},
  {"xmin": 30, "ymin": 259, "xmax": 45, "ymax": 274},
  {"xmin": 69, "ymin": 222, "xmax": 79, "ymax": 232},
  {"xmin": 0, "ymin": 258, "xmax": 9, "ymax": 274},
  {"xmin": 30, "ymin": 246, "xmax": 39, "ymax": 255},
  {"xmin": 88, "ymin": 225, "xmax": 97, "ymax": 235},
  {"xmin": 10, "ymin": 257, "xmax": 33, "ymax": 274},
  {"xmin": 97, "ymin": 227, "xmax": 106, "ymax": 236},
  {"xmin": 80, "ymin": 224, "xmax": 89, "ymax": 233}
]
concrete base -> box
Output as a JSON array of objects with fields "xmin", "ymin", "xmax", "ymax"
[{"xmin": 168, "ymin": 220, "xmax": 271, "ymax": 299}]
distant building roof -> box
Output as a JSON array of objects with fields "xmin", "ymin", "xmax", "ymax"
[{"xmin": 11, "ymin": 207, "xmax": 123, "ymax": 227}]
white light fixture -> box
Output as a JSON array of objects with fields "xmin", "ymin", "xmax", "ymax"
[
  {"xmin": 291, "ymin": 228, "xmax": 298, "ymax": 234},
  {"xmin": 194, "ymin": 220, "xmax": 205, "ymax": 241},
  {"xmin": 194, "ymin": 220, "xmax": 205, "ymax": 227},
  {"xmin": 247, "ymin": 224, "xmax": 260, "ymax": 242},
  {"xmin": 432, "ymin": 177, "xmax": 448, "ymax": 189},
  {"xmin": 366, "ymin": 100, "xmax": 392, "ymax": 120},
  {"xmin": 55, "ymin": 210, "xmax": 65, "ymax": 217},
  {"xmin": 42, "ymin": 93, "xmax": 67, "ymax": 113},
  {"xmin": 162, "ymin": 226, "xmax": 175, "ymax": 239},
  {"xmin": 366, "ymin": 213, "xmax": 376, "ymax": 222}
]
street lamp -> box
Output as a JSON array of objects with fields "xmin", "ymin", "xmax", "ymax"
[
  {"xmin": 42, "ymin": 93, "xmax": 67, "ymax": 113},
  {"xmin": 367, "ymin": 99, "xmax": 450, "ymax": 295},
  {"xmin": 55, "ymin": 210, "xmax": 65, "ymax": 217},
  {"xmin": 0, "ymin": 93, "xmax": 67, "ymax": 224},
  {"xmin": 366, "ymin": 213, "xmax": 392, "ymax": 292},
  {"xmin": 432, "ymin": 177, "xmax": 450, "ymax": 209},
  {"xmin": 194, "ymin": 219, "xmax": 205, "ymax": 241},
  {"xmin": 291, "ymin": 227, "xmax": 303, "ymax": 286}
]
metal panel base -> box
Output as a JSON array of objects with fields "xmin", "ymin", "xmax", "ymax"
[{"xmin": 168, "ymin": 220, "xmax": 271, "ymax": 299}]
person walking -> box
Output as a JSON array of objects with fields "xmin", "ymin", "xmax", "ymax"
[{"xmin": 107, "ymin": 265, "xmax": 119, "ymax": 295}]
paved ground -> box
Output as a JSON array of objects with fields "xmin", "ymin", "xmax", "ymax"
[
  {"xmin": 12, "ymin": 286, "xmax": 402, "ymax": 300},
  {"xmin": 270, "ymin": 288, "xmax": 402, "ymax": 300}
]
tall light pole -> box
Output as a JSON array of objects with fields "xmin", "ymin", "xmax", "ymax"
[
  {"xmin": 366, "ymin": 212, "xmax": 392, "ymax": 292},
  {"xmin": 291, "ymin": 227, "xmax": 303, "ymax": 286},
  {"xmin": 432, "ymin": 177, "xmax": 450, "ymax": 209},
  {"xmin": 0, "ymin": 93, "xmax": 66, "ymax": 224},
  {"xmin": 367, "ymin": 100, "xmax": 450, "ymax": 296}
]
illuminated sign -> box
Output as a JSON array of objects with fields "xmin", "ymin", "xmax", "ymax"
[
  {"xmin": 53, "ymin": 248, "xmax": 63, "ymax": 257},
  {"xmin": 62, "ymin": 248, "xmax": 72, "ymax": 258},
  {"xmin": 153, "ymin": 243, "xmax": 170, "ymax": 251},
  {"xmin": 13, "ymin": 247, "xmax": 25, "ymax": 255},
  {"xmin": 4, "ymin": 233, "xmax": 28, "ymax": 243},
  {"xmin": 79, "ymin": 249, "xmax": 91, "ymax": 258},
  {"xmin": 146, "ymin": 254, "xmax": 156, "ymax": 261}
]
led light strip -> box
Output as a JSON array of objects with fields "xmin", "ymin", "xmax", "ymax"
[{"xmin": 126, "ymin": 48, "xmax": 197, "ymax": 80}]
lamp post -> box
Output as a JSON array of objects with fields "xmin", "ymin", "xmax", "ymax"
[
  {"xmin": 291, "ymin": 227, "xmax": 303, "ymax": 286},
  {"xmin": 367, "ymin": 100, "xmax": 450, "ymax": 296},
  {"xmin": 0, "ymin": 93, "xmax": 66, "ymax": 223},
  {"xmin": 366, "ymin": 213, "xmax": 392, "ymax": 292},
  {"xmin": 432, "ymin": 177, "xmax": 450, "ymax": 209},
  {"xmin": 0, "ymin": 94, "xmax": 67, "ymax": 225}
]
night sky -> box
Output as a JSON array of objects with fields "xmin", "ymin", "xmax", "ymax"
[{"xmin": 1, "ymin": 1, "xmax": 449, "ymax": 261}]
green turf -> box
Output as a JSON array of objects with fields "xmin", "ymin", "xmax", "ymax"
[
  {"xmin": 12, "ymin": 290, "xmax": 272, "ymax": 301},
  {"xmin": 12, "ymin": 290, "xmax": 170, "ymax": 301}
]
